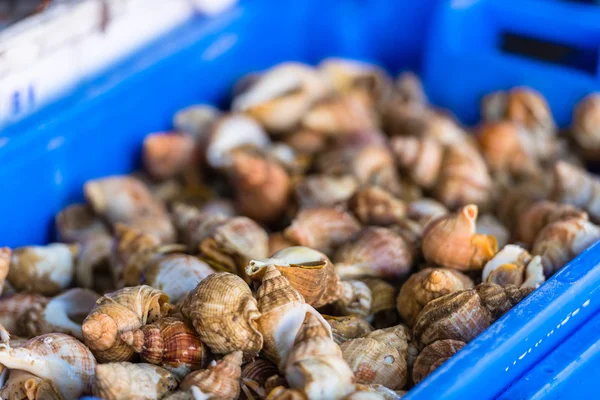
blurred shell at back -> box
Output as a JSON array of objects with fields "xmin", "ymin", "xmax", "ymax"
[
  {"xmin": 571, "ymin": 93, "xmax": 600, "ymax": 161},
  {"xmin": 55, "ymin": 203, "xmax": 109, "ymax": 244},
  {"xmin": 247, "ymin": 246, "xmax": 342, "ymax": 308},
  {"xmin": 0, "ymin": 248, "xmax": 10, "ymax": 296},
  {"xmin": 422, "ymin": 205, "xmax": 497, "ymax": 271},
  {"xmin": 93, "ymin": 362, "xmax": 178, "ymax": 400},
  {"xmin": 180, "ymin": 350, "xmax": 243, "ymax": 400},
  {"xmin": 551, "ymin": 161, "xmax": 600, "ymax": 222},
  {"xmin": 0, "ymin": 293, "xmax": 48, "ymax": 335},
  {"xmin": 82, "ymin": 285, "xmax": 172, "ymax": 362},
  {"xmin": 348, "ymin": 186, "xmax": 407, "ymax": 227},
  {"xmin": 181, "ymin": 272, "xmax": 263, "ymax": 356},
  {"xmin": 8, "ymin": 243, "xmax": 78, "ymax": 296},
  {"xmin": 0, "ymin": 333, "xmax": 96, "ymax": 399}
]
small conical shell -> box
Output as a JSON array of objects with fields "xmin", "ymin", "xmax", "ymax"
[
  {"xmin": 324, "ymin": 315, "xmax": 374, "ymax": 345},
  {"xmin": 93, "ymin": 362, "xmax": 178, "ymax": 400},
  {"xmin": 0, "ymin": 293, "xmax": 48, "ymax": 335},
  {"xmin": 247, "ymin": 246, "xmax": 343, "ymax": 308},
  {"xmin": 181, "ymin": 351, "xmax": 243, "ymax": 400},
  {"xmin": 8, "ymin": 243, "xmax": 78, "ymax": 296},
  {"xmin": 0, "ymin": 370, "xmax": 63, "ymax": 400},
  {"xmin": 142, "ymin": 254, "xmax": 215, "ymax": 303},
  {"xmin": 348, "ymin": 186, "xmax": 407, "ymax": 227},
  {"xmin": 284, "ymin": 207, "xmax": 361, "ymax": 256},
  {"xmin": 255, "ymin": 266, "xmax": 331, "ymax": 368},
  {"xmin": 412, "ymin": 339, "xmax": 466, "ymax": 385},
  {"xmin": 397, "ymin": 268, "xmax": 474, "ymax": 328},
  {"xmin": 82, "ymin": 285, "xmax": 172, "ymax": 362},
  {"xmin": 390, "ymin": 135, "xmax": 443, "ymax": 189},
  {"xmin": 340, "ymin": 325, "xmax": 409, "ymax": 389},
  {"xmin": 422, "ymin": 205, "xmax": 497, "ymax": 271},
  {"xmin": 285, "ymin": 313, "xmax": 355, "ymax": 400},
  {"xmin": 532, "ymin": 217, "xmax": 600, "ymax": 277},
  {"xmin": 180, "ymin": 273, "xmax": 262, "ymax": 356},
  {"xmin": 335, "ymin": 227, "xmax": 414, "ymax": 279},
  {"xmin": 120, "ymin": 317, "xmax": 210, "ymax": 380},
  {"xmin": 18, "ymin": 288, "xmax": 99, "ymax": 340},
  {"xmin": 0, "ymin": 333, "xmax": 96, "ymax": 399},
  {"xmin": 551, "ymin": 161, "xmax": 600, "ymax": 222},
  {"xmin": 517, "ymin": 200, "xmax": 588, "ymax": 246}
]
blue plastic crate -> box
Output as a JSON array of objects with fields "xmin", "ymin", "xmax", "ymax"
[{"xmin": 2, "ymin": 1, "xmax": 600, "ymax": 399}]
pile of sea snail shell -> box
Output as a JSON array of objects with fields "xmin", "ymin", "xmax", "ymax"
[{"xmin": 1, "ymin": 59, "xmax": 600, "ymax": 400}]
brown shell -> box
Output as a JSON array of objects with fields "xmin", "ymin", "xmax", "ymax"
[
  {"xmin": 120, "ymin": 317, "xmax": 210, "ymax": 380},
  {"xmin": 296, "ymin": 174, "xmax": 359, "ymax": 209},
  {"xmin": 406, "ymin": 199, "xmax": 449, "ymax": 228},
  {"xmin": 94, "ymin": 362, "xmax": 178, "ymax": 400},
  {"xmin": 348, "ymin": 186, "xmax": 407, "ymax": 226},
  {"xmin": 335, "ymin": 227, "xmax": 414, "ymax": 279},
  {"xmin": 481, "ymin": 245, "xmax": 533, "ymax": 287},
  {"xmin": 413, "ymin": 283, "xmax": 532, "ymax": 348},
  {"xmin": 0, "ymin": 370, "xmax": 64, "ymax": 400},
  {"xmin": 571, "ymin": 93, "xmax": 600, "ymax": 161},
  {"xmin": 180, "ymin": 272, "xmax": 263, "ymax": 356},
  {"xmin": 82, "ymin": 285, "xmax": 173, "ymax": 362},
  {"xmin": 518, "ymin": 200, "xmax": 588, "ymax": 246},
  {"xmin": 496, "ymin": 180, "xmax": 549, "ymax": 231},
  {"xmin": 55, "ymin": 203, "xmax": 109, "ymax": 243},
  {"xmin": 324, "ymin": 315, "xmax": 374, "ymax": 345},
  {"xmin": 434, "ymin": 145, "xmax": 494, "ymax": 211},
  {"xmin": 340, "ymin": 325, "xmax": 409, "ymax": 389},
  {"xmin": 267, "ymin": 386, "xmax": 308, "ymax": 400},
  {"xmin": 76, "ymin": 233, "xmax": 114, "ymax": 292},
  {"xmin": 240, "ymin": 358, "xmax": 283, "ymax": 400},
  {"xmin": 532, "ymin": 217, "xmax": 600, "ymax": 277},
  {"xmin": 397, "ymin": 268, "xmax": 474, "ymax": 327},
  {"xmin": 362, "ymin": 278, "xmax": 399, "ymax": 328},
  {"xmin": 284, "ymin": 312, "xmax": 355, "ymax": 399},
  {"xmin": 412, "ymin": 339, "xmax": 466, "ymax": 384},
  {"xmin": 301, "ymin": 94, "xmax": 377, "ymax": 134},
  {"xmin": 284, "ymin": 129, "xmax": 328, "ymax": 156},
  {"xmin": 247, "ymin": 246, "xmax": 343, "ymax": 308},
  {"xmin": 142, "ymin": 131, "xmax": 196, "ymax": 180},
  {"xmin": 284, "ymin": 207, "xmax": 361, "ymax": 256},
  {"xmin": 390, "ymin": 135, "xmax": 443, "ymax": 189},
  {"xmin": 227, "ymin": 148, "xmax": 292, "ymax": 224},
  {"xmin": 551, "ymin": 161, "xmax": 600, "ymax": 222},
  {"xmin": 181, "ymin": 351, "xmax": 243, "ymax": 400},
  {"xmin": 111, "ymin": 223, "xmax": 161, "ymax": 287},
  {"xmin": 332, "ymin": 280, "xmax": 373, "ymax": 317},
  {"xmin": 0, "ymin": 293, "xmax": 48, "ymax": 335},
  {"xmin": 422, "ymin": 205, "xmax": 497, "ymax": 271}
]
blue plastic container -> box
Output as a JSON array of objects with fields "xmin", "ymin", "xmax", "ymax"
[{"xmin": 2, "ymin": 1, "xmax": 600, "ymax": 399}]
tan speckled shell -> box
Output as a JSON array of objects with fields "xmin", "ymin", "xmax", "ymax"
[
  {"xmin": 348, "ymin": 186, "xmax": 406, "ymax": 226},
  {"xmin": 82, "ymin": 285, "xmax": 172, "ymax": 362},
  {"xmin": 181, "ymin": 351, "xmax": 243, "ymax": 400},
  {"xmin": 390, "ymin": 135, "xmax": 443, "ymax": 189},
  {"xmin": 93, "ymin": 362, "xmax": 178, "ymax": 400},
  {"xmin": 551, "ymin": 161, "xmax": 600, "ymax": 222},
  {"xmin": 0, "ymin": 293, "xmax": 48, "ymax": 335},
  {"xmin": 255, "ymin": 266, "xmax": 331, "ymax": 367},
  {"xmin": 0, "ymin": 333, "xmax": 96, "ymax": 399},
  {"xmin": 340, "ymin": 325, "xmax": 409, "ymax": 389},
  {"xmin": 121, "ymin": 317, "xmax": 210, "ymax": 380},
  {"xmin": 324, "ymin": 315, "xmax": 374, "ymax": 345},
  {"xmin": 285, "ymin": 313, "xmax": 355, "ymax": 399},
  {"xmin": 412, "ymin": 339, "xmax": 466, "ymax": 384},
  {"xmin": 518, "ymin": 200, "xmax": 588, "ymax": 246},
  {"xmin": 397, "ymin": 268, "xmax": 473, "ymax": 327},
  {"xmin": 181, "ymin": 272, "xmax": 262, "ymax": 356},
  {"xmin": 335, "ymin": 227, "xmax": 414, "ymax": 279},
  {"xmin": 0, "ymin": 370, "xmax": 63, "ymax": 400},
  {"xmin": 422, "ymin": 205, "xmax": 497, "ymax": 271},
  {"xmin": 247, "ymin": 246, "xmax": 343, "ymax": 308},
  {"xmin": 284, "ymin": 207, "xmax": 361, "ymax": 256},
  {"xmin": 532, "ymin": 217, "xmax": 600, "ymax": 277}
]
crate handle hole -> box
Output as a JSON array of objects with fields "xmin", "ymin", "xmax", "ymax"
[{"xmin": 499, "ymin": 32, "xmax": 599, "ymax": 76}]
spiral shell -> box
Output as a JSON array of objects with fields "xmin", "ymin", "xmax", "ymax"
[
  {"xmin": 396, "ymin": 268, "xmax": 473, "ymax": 328},
  {"xmin": 422, "ymin": 205, "xmax": 497, "ymax": 271},
  {"xmin": 335, "ymin": 227, "xmax": 414, "ymax": 279},
  {"xmin": 325, "ymin": 315, "xmax": 374, "ymax": 345},
  {"xmin": 18, "ymin": 288, "xmax": 99, "ymax": 340},
  {"xmin": 284, "ymin": 207, "xmax": 361, "ymax": 256},
  {"xmin": 0, "ymin": 333, "xmax": 96, "ymax": 399},
  {"xmin": 302, "ymin": 94, "xmax": 377, "ymax": 134},
  {"xmin": 413, "ymin": 283, "xmax": 532, "ymax": 348},
  {"xmin": 240, "ymin": 358, "xmax": 283, "ymax": 400},
  {"xmin": 284, "ymin": 312, "xmax": 355, "ymax": 399},
  {"xmin": 0, "ymin": 293, "xmax": 47, "ymax": 335},
  {"xmin": 232, "ymin": 63, "xmax": 328, "ymax": 132},
  {"xmin": 181, "ymin": 351, "xmax": 243, "ymax": 400},
  {"xmin": 296, "ymin": 174, "xmax": 359, "ymax": 209},
  {"xmin": 8, "ymin": 243, "xmax": 78, "ymax": 296},
  {"xmin": 267, "ymin": 386, "xmax": 308, "ymax": 400},
  {"xmin": 551, "ymin": 161, "xmax": 600, "ymax": 222},
  {"xmin": 482, "ymin": 245, "xmax": 541, "ymax": 288},
  {"xmin": 348, "ymin": 186, "xmax": 406, "ymax": 226},
  {"xmin": 82, "ymin": 285, "xmax": 173, "ymax": 362},
  {"xmin": 0, "ymin": 370, "xmax": 63, "ymax": 400},
  {"xmin": 93, "ymin": 362, "xmax": 178, "ymax": 400},
  {"xmin": 120, "ymin": 317, "xmax": 209, "ymax": 380},
  {"xmin": 254, "ymin": 266, "xmax": 331, "ymax": 368},
  {"xmin": 142, "ymin": 254, "xmax": 215, "ymax": 303},
  {"xmin": 340, "ymin": 325, "xmax": 408, "ymax": 389},
  {"xmin": 532, "ymin": 217, "xmax": 600, "ymax": 277},
  {"xmin": 412, "ymin": 339, "xmax": 466, "ymax": 385},
  {"xmin": 181, "ymin": 273, "xmax": 262, "ymax": 356},
  {"xmin": 55, "ymin": 203, "xmax": 108, "ymax": 243},
  {"xmin": 76, "ymin": 233, "xmax": 113, "ymax": 292},
  {"xmin": 247, "ymin": 246, "xmax": 342, "ymax": 308},
  {"xmin": 571, "ymin": 93, "xmax": 600, "ymax": 161},
  {"xmin": 227, "ymin": 148, "xmax": 291, "ymax": 224},
  {"xmin": 517, "ymin": 200, "xmax": 588, "ymax": 246},
  {"xmin": 363, "ymin": 278, "xmax": 400, "ymax": 328},
  {"xmin": 391, "ymin": 135, "xmax": 443, "ymax": 189}
]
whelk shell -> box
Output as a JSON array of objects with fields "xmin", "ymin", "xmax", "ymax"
[
  {"xmin": 517, "ymin": 200, "xmax": 588, "ymax": 246},
  {"xmin": 390, "ymin": 135, "xmax": 443, "ymax": 190},
  {"xmin": 324, "ymin": 315, "xmax": 374, "ymax": 345},
  {"xmin": 550, "ymin": 161, "xmax": 600, "ymax": 222},
  {"xmin": 331, "ymin": 280, "xmax": 373, "ymax": 318},
  {"xmin": 55, "ymin": 203, "xmax": 108, "ymax": 244},
  {"xmin": 571, "ymin": 93, "xmax": 600, "ymax": 161},
  {"xmin": 348, "ymin": 186, "xmax": 406, "ymax": 227},
  {"xmin": 93, "ymin": 362, "xmax": 177, "ymax": 400},
  {"xmin": 180, "ymin": 350, "xmax": 243, "ymax": 400},
  {"xmin": 0, "ymin": 369, "xmax": 63, "ymax": 400},
  {"xmin": 142, "ymin": 131, "xmax": 197, "ymax": 180},
  {"xmin": 412, "ymin": 339, "xmax": 466, "ymax": 385},
  {"xmin": 295, "ymin": 174, "xmax": 359, "ymax": 209},
  {"xmin": 0, "ymin": 293, "xmax": 47, "ymax": 335},
  {"xmin": 240, "ymin": 358, "xmax": 283, "ymax": 400}
]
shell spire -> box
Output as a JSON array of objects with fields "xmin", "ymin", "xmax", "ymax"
[{"xmin": 181, "ymin": 350, "xmax": 243, "ymax": 400}]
